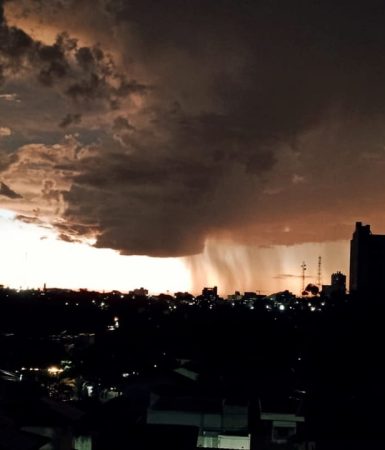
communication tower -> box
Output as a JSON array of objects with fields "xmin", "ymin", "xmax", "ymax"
[{"xmin": 301, "ymin": 261, "xmax": 307, "ymax": 293}]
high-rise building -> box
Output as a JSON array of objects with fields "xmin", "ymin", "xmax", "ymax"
[{"xmin": 349, "ymin": 221, "xmax": 385, "ymax": 295}]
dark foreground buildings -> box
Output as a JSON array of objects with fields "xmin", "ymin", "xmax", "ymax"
[
  {"xmin": 321, "ymin": 271, "xmax": 346, "ymax": 298},
  {"xmin": 349, "ymin": 221, "xmax": 385, "ymax": 295}
]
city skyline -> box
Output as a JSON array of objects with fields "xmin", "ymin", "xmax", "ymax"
[
  {"xmin": 0, "ymin": 207, "xmax": 350, "ymax": 295},
  {"xmin": 0, "ymin": 1, "xmax": 383, "ymax": 294}
]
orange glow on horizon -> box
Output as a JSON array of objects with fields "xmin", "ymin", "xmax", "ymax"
[
  {"xmin": 0, "ymin": 210, "xmax": 350, "ymax": 296},
  {"xmin": 186, "ymin": 239, "xmax": 349, "ymax": 296},
  {"xmin": 0, "ymin": 210, "xmax": 191, "ymax": 294}
]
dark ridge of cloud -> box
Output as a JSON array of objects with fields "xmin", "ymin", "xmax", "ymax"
[
  {"xmin": 112, "ymin": 116, "xmax": 134, "ymax": 132},
  {"xmin": 0, "ymin": 181, "xmax": 22, "ymax": 199},
  {"xmin": 54, "ymin": 220, "xmax": 99, "ymax": 242},
  {"xmin": 15, "ymin": 214, "xmax": 45, "ymax": 226},
  {"xmin": 65, "ymin": 75, "xmax": 147, "ymax": 108},
  {"xmin": 274, "ymin": 274, "xmax": 313, "ymax": 280},
  {"xmin": 58, "ymin": 233, "xmax": 82, "ymax": 243},
  {"xmin": 59, "ymin": 113, "xmax": 82, "ymax": 128}
]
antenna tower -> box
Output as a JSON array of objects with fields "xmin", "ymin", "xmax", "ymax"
[
  {"xmin": 301, "ymin": 261, "xmax": 307, "ymax": 293},
  {"xmin": 317, "ymin": 256, "xmax": 322, "ymax": 288}
]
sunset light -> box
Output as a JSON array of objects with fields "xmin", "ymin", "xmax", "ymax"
[{"xmin": 0, "ymin": 210, "xmax": 191, "ymax": 293}]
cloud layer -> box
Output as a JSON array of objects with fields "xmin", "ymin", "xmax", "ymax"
[{"xmin": 2, "ymin": 0, "xmax": 385, "ymax": 258}]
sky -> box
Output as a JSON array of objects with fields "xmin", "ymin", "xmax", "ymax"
[{"xmin": 0, "ymin": 0, "xmax": 384, "ymax": 295}]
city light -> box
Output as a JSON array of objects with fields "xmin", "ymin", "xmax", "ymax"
[{"xmin": 47, "ymin": 366, "xmax": 63, "ymax": 375}]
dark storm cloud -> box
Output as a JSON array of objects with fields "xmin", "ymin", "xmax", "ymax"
[
  {"xmin": 0, "ymin": 4, "xmax": 147, "ymax": 108},
  {"xmin": 53, "ymin": 220, "xmax": 99, "ymax": 244},
  {"xmin": 61, "ymin": 101, "xmax": 278, "ymax": 255},
  {"xmin": 0, "ymin": 1, "xmax": 4, "ymax": 25},
  {"xmin": 59, "ymin": 113, "xmax": 82, "ymax": 128},
  {"xmin": 41, "ymin": 179, "xmax": 63, "ymax": 203},
  {"xmin": 58, "ymin": 233, "xmax": 74, "ymax": 242},
  {"xmin": 0, "ymin": 181, "xmax": 21, "ymax": 199},
  {"xmin": 112, "ymin": 116, "xmax": 134, "ymax": 132},
  {"xmin": 3, "ymin": 0, "xmax": 385, "ymax": 257},
  {"xmin": 57, "ymin": 0, "xmax": 385, "ymax": 256},
  {"xmin": 15, "ymin": 214, "xmax": 45, "ymax": 225},
  {"xmin": 0, "ymin": 151, "xmax": 19, "ymax": 173}
]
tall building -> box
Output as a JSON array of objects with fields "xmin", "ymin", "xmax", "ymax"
[{"xmin": 349, "ymin": 222, "xmax": 385, "ymax": 295}]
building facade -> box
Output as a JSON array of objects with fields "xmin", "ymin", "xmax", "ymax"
[{"xmin": 349, "ymin": 222, "xmax": 385, "ymax": 295}]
